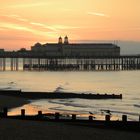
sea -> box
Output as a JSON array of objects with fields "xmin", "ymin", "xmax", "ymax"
[{"xmin": 0, "ymin": 67, "xmax": 140, "ymax": 121}]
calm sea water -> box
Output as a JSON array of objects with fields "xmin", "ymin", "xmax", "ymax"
[{"xmin": 0, "ymin": 70, "xmax": 140, "ymax": 120}]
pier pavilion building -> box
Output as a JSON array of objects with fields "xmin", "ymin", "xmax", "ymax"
[{"xmin": 31, "ymin": 36, "xmax": 120, "ymax": 57}]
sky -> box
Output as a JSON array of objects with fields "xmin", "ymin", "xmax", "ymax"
[{"xmin": 0, "ymin": 0, "xmax": 140, "ymax": 50}]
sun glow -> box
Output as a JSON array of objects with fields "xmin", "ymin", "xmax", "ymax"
[{"xmin": 0, "ymin": 0, "xmax": 140, "ymax": 50}]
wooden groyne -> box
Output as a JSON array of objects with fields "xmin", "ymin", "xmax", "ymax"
[
  {"xmin": 0, "ymin": 90, "xmax": 122, "ymax": 99},
  {"xmin": 0, "ymin": 108, "xmax": 140, "ymax": 132}
]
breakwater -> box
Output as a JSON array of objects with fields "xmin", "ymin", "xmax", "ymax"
[
  {"xmin": 0, "ymin": 90, "xmax": 122, "ymax": 99},
  {"xmin": 0, "ymin": 108, "xmax": 140, "ymax": 132}
]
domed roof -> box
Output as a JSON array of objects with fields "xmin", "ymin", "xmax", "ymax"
[{"xmin": 34, "ymin": 42, "xmax": 42, "ymax": 47}]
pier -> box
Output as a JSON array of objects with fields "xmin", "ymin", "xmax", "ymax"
[{"xmin": 0, "ymin": 52, "xmax": 140, "ymax": 71}]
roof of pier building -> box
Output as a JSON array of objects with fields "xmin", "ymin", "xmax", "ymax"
[{"xmin": 32, "ymin": 36, "xmax": 120, "ymax": 50}]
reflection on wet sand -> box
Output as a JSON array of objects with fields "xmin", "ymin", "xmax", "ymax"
[{"xmin": 8, "ymin": 104, "xmax": 119, "ymax": 121}]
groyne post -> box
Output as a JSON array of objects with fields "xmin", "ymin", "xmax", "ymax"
[
  {"xmin": 105, "ymin": 115, "xmax": 110, "ymax": 122},
  {"xmin": 72, "ymin": 114, "xmax": 76, "ymax": 121},
  {"xmin": 38, "ymin": 111, "xmax": 42, "ymax": 118},
  {"xmin": 55, "ymin": 112, "xmax": 60, "ymax": 120},
  {"xmin": 21, "ymin": 109, "xmax": 25, "ymax": 117},
  {"xmin": 3, "ymin": 107, "xmax": 8, "ymax": 117},
  {"xmin": 122, "ymin": 115, "xmax": 127, "ymax": 122},
  {"xmin": 89, "ymin": 115, "xmax": 93, "ymax": 121}
]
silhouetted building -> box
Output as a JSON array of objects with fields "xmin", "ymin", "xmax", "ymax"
[
  {"xmin": 18, "ymin": 48, "xmax": 27, "ymax": 52},
  {"xmin": 0, "ymin": 49, "xmax": 4, "ymax": 53},
  {"xmin": 31, "ymin": 36, "xmax": 120, "ymax": 57}
]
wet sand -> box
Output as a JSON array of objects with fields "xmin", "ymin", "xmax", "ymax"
[{"xmin": 0, "ymin": 118, "xmax": 140, "ymax": 140}]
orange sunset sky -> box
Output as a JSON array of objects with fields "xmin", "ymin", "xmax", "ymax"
[{"xmin": 0, "ymin": 0, "xmax": 140, "ymax": 50}]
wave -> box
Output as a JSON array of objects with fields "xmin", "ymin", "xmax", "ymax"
[
  {"xmin": 0, "ymin": 81, "xmax": 17, "ymax": 91},
  {"xmin": 54, "ymin": 86, "xmax": 65, "ymax": 92},
  {"xmin": 0, "ymin": 87, "xmax": 12, "ymax": 90},
  {"xmin": 48, "ymin": 106, "xmax": 92, "ymax": 114},
  {"xmin": 49, "ymin": 107, "xmax": 80, "ymax": 113},
  {"xmin": 101, "ymin": 109, "xmax": 139, "ymax": 116},
  {"xmin": 48, "ymin": 100, "xmax": 93, "ymax": 109},
  {"xmin": 48, "ymin": 100, "xmax": 140, "ymax": 116}
]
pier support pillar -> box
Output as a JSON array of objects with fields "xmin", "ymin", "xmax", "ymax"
[
  {"xmin": 16, "ymin": 58, "xmax": 19, "ymax": 71},
  {"xmin": 3, "ymin": 58, "xmax": 6, "ymax": 71},
  {"xmin": 23, "ymin": 58, "xmax": 25, "ymax": 70}
]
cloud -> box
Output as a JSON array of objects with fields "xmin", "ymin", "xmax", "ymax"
[
  {"xmin": 30, "ymin": 22, "xmax": 59, "ymax": 32},
  {"xmin": 52, "ymin": 25, "xmax": 81, "ymax": 29},
  {"xmin": 0, "ymin": 13, "xmax": 84, "ymax": 41},
  {"xmin": 30, "ymin": 22, "xmax": 82, "ymax": 31},
  {"xmin": 0, "ymin": 22, "xmax": 33, "ymax": 32},
  {"xmin": 1, "ymin": 22, "xmax": 57, "ymax": 39},
  {"xmin": 9, "ymin": 2, "xmax": 50, "ymax": 8},
  {"xmin": 87, "ymin": 12, "xmax": 110, "ymax": 18},
  {"xmin": 0, "ymin": 14, "xmax": 59, "ymax": 38},
  {"xmin": 3, "ymin": 14, "xmax": 28, "ymax": 22},
  {"xmin": 0, "ymin": 28, "xmax": 5, "ymax": 31}
]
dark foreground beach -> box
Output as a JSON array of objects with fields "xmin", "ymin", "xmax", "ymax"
[
  {"xmin": 0, "ymin": 95, "xmax": 140, "ymax": 140},
  {"xmin": 0, "ymin": 118, "xmax": 140, "ymax": 140}
]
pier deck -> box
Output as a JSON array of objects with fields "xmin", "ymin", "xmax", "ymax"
[{"xmin": 0, "ymin": 52, "xmax": 140, "ymax": 71}]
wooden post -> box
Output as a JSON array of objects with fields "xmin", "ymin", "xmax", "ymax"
[
  {"xmin": 120, "ymin": 94, "xmax": 122, "ymax": 99},
  {"xmin": 122, "ymin": 115, "xmax": 127, "ymax": 122},
  {"xmin": 89, "ymin": 116, "xmax": 93, "ymax": 121},
  {"xmin": 21, "ymin": 109, "xmax": 25, "ymax": 117},
  {"xmin": 11, "ymin": 58, "xmax": 13, "ymax": 71},
  {"xmin": 72, "ymin": 114, "xmax": 76, "ymax": 120},
  {"xmin": 3, "ymin": 107, "xmax": 8, "ymax": 117},
  {"xmin": 55, "ymin": 112, "xmax": 60, "ymax": 120},
  {"xmin": 16, "ymin": 58, "xmax": 19, "ymax": 71},
  {"xmin": 38, "ymin": 111, "xmax": 42, "ymax": 117},
  {"xmin": 3, "ymin": 58, "xmax": 6, "ymax": 71},
  {"xmin": 23, "ymin": 58, "xmax": 25, "ymax": 71},
  {"xmin": 105, "ymin": 115, "xmax": 110, "ymax": 122}
]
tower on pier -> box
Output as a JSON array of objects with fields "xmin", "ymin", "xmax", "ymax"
[
  {"xmin": 64, "ymin": 36, "xmax": 69, "ymax": 44},
  {"xmin": 58, "ymin": 36, "xmax": 63, "ymax": 44}
]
